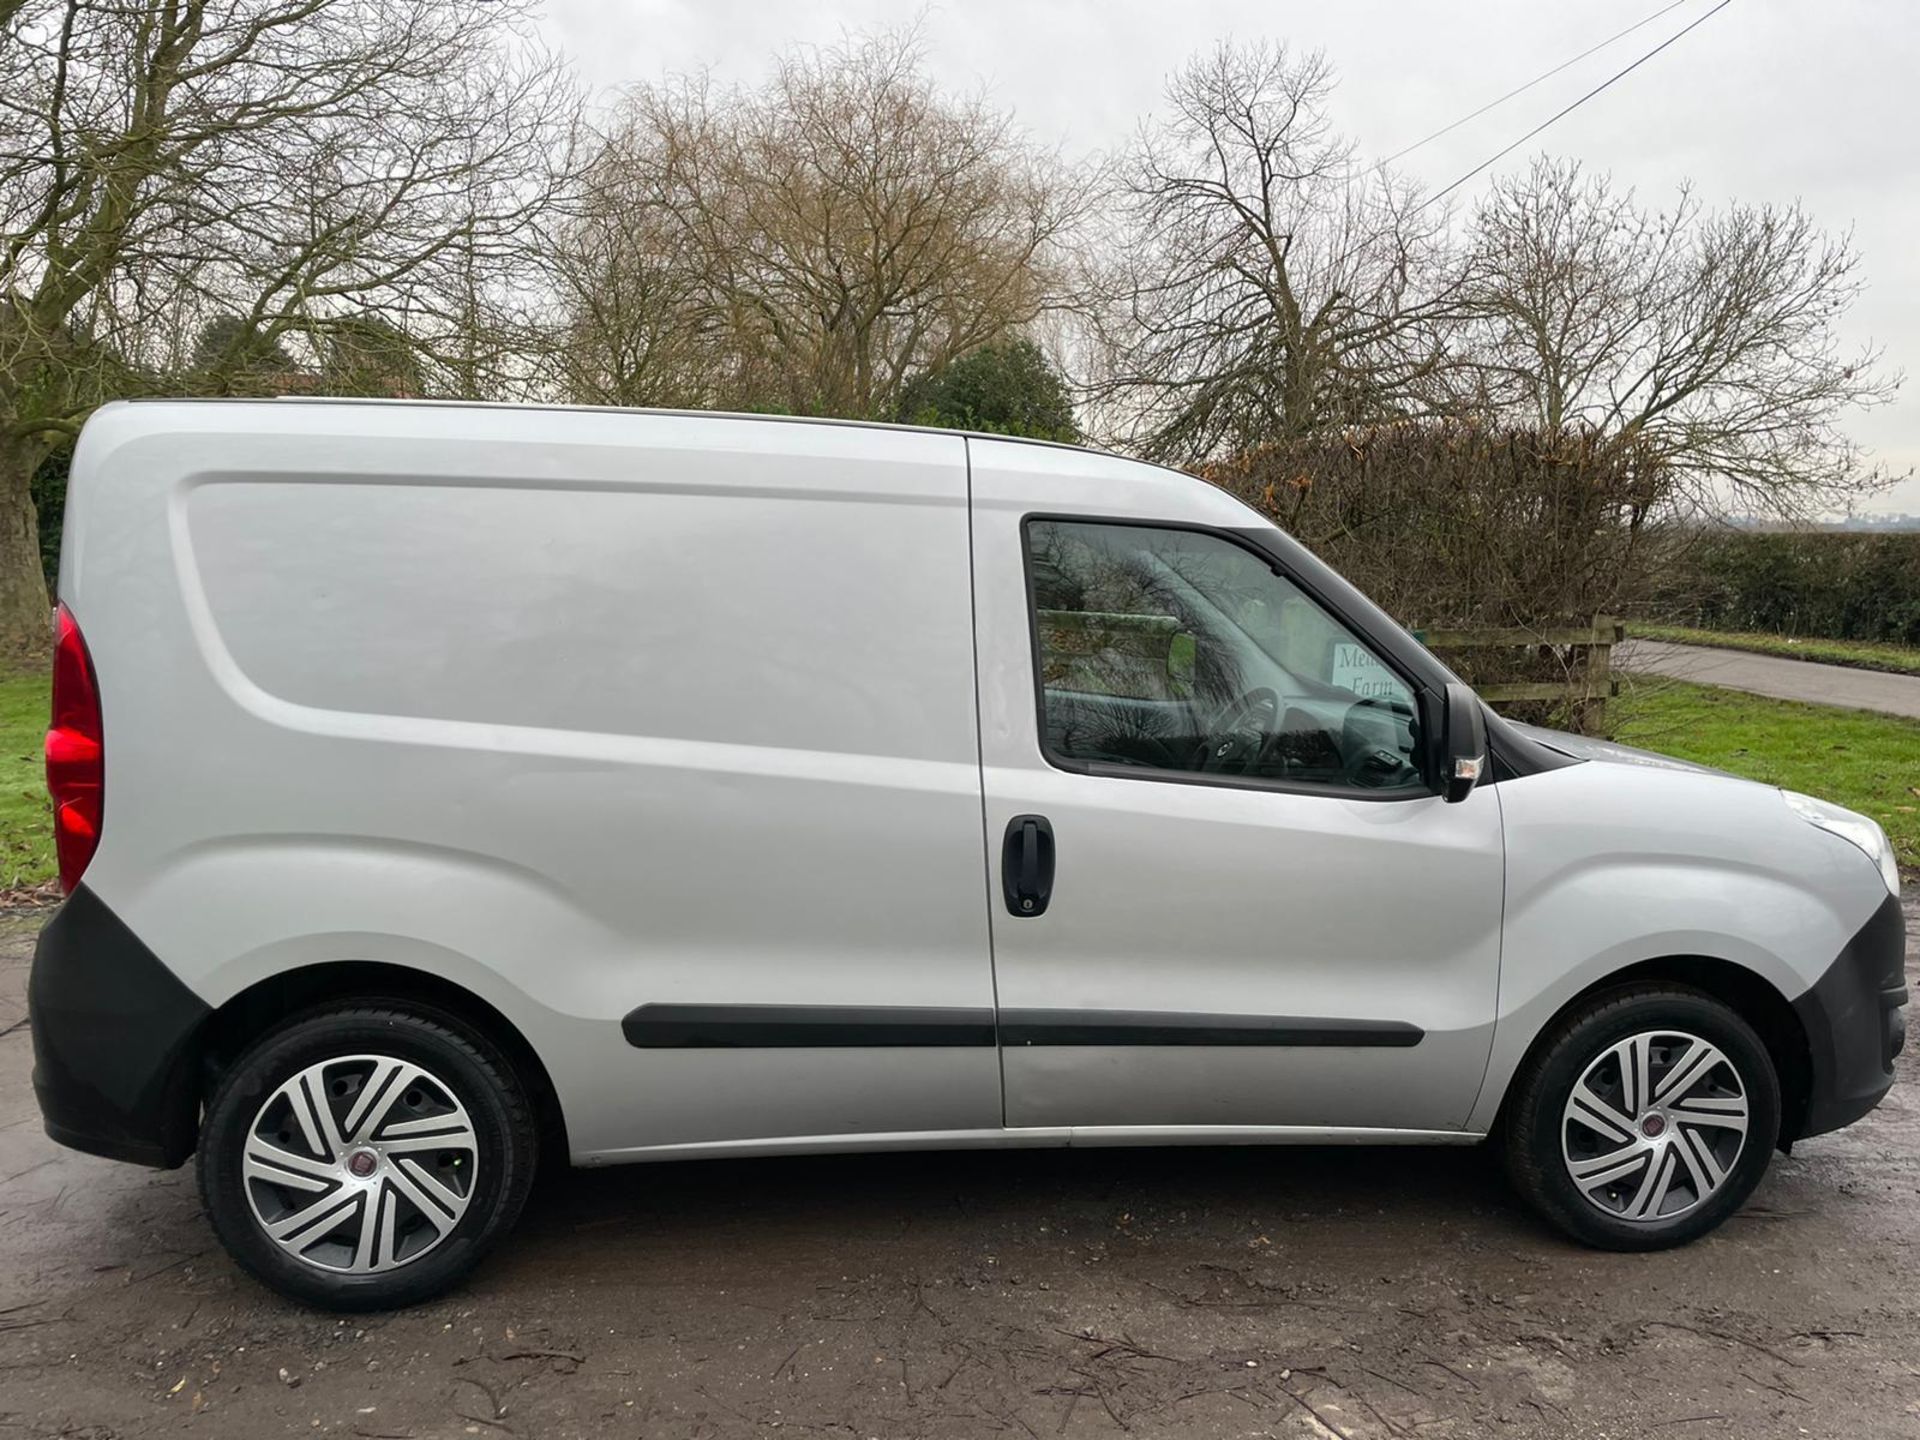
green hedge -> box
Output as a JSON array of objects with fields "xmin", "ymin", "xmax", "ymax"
[{"xmin": 1655, "ymin": 531, "xmax": 1920, "ymax": 644}]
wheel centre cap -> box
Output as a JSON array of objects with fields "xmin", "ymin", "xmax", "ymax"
[
  {"xmin": 345, "ymin": 1148, "xmax": 379, "ymax": 1178},
  {"xmin": 1640, "ymin": 1113, "xmax": 1667, "ymax": 1139}
]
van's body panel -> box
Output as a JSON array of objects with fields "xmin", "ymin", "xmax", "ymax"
[
  {"xmin": 1467, "ymin": 757, "xmax": 1895, "ymax": 1133},
  {"xmin": 32, "ymin": 399, "xmax": 1903, "ymax": 1184},
  {"xmin": 61, "ymin": 401, "xmax": 1002, "ymax": 1157}
]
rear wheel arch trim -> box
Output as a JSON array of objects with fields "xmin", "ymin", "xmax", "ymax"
[{"xmin": 202, "ymin": 960, "xmax": 569, "ymax": 1163}]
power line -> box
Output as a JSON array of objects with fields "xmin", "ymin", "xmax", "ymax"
[
  {"xmin": 1418, "ymin": 0, "xmax": 1734, "ymax": 213},
  {"xmin": 1380, "ymin": 0, "xmax": 1692, "ymax": 167}
]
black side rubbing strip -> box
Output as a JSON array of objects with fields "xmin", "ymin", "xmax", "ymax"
[
  {"xmin": 999, "ymin": 1010, "xmax": 1424, "ymax": 1047},
  {"xmin": 622, "ymin": 1004, "xmax": 1421, "ymax": 1049},
  {"xmin": 623, "ymin": 1004, "xmax": 997, "ymax": 1049}
]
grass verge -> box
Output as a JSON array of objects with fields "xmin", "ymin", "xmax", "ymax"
[
  {"xmin": 0, "ymin": 671, "xmax": 51, "ymax": 895},
  {"xmin": 1614, "ymin": 677, "xmax": 1920, "ymax": 871},
  {"xmin": 1633, "ymin": 623, "xmax": 1920, "ymax": 678}
]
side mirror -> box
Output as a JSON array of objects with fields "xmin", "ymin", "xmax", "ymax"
[{"xmin": 1443, "ymin": 683, "xmax": 1487, "ymax": 803}]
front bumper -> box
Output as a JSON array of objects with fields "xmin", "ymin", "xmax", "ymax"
[
  {"xmin": 29, "ymin": 885, "xmax": 210, "ymax": 1168},
  {"xmin": 1790, "ymin": 891, "xmax": 1908, "ymax": 1139}
]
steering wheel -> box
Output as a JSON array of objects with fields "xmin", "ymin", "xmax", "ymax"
[
  {"xmin": 1340, "ymin": 696, "xmax": 1421, "ymax": 788},
  {"xmin": 1191, "ymin": 687, "xmax": 1279, "ymax": 774}
]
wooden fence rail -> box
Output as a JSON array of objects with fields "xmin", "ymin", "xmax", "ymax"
[{"xmin": 1416, "ymin": 615, "xmax": 1625, "ymax": 731}]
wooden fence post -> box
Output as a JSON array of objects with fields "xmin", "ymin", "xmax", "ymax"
[{"xmin": 1581, "ymin": 616, "xmax": 1624, "ymax": 734}]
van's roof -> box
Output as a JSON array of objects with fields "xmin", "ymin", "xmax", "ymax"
[
  {"xmin": 89, "ymin": 395, "xmax": 1260, "ymax": 537},
  {"xmin": 118, "ymin": 395, "xmax": 1112, "ymax": 461}
]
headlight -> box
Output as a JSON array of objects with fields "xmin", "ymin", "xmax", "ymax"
[{"xmin": 1783, "ymin": 790, "xmax": 1901, "ymax": 896}]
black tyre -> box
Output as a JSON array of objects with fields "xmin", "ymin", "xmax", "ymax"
[
  {"xmin": 1503, "ymin": 986, "xmax": 1780, "ymax": 1251},
  {"xmin": 197, "ymin": 1002, "xmax": 537, "ymax": 1310}
]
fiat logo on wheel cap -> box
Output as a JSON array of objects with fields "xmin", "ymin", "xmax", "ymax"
[
  {"xmin": 346, "ymin": 1148, "xmax": 378, "ymax": 1177},
  {"xmin": 1640, "ymin": 1114, "xmax": 1667, "ymax": 1138}
]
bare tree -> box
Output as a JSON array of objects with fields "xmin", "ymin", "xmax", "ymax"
[
  {"xmin": 1454, "ymin": 157, "xmax": 1904, "ymax": 517},
  {"xmin": 0, "ymin": 0, "xmax": 579, "ymax": 656},
  {"xmin": 555, "ymin": 29, "xmax": 1090, "ymax": 420},
  {"xmin": 1085, "ymin": 42, "xmax": 1454, "ymax": 464},
  {"xmin": 543, "ymin": 94, "xmax": 742, "ymax": 412}
]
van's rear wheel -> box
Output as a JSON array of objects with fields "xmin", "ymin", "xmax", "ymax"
[
  {"xmin": 1503, "ymin": 987, "xmax": 1780, "ymax": 1250},
  {"xmin": 198, "ymin": 1004, "xmax": 536, "ymax": 1310}
]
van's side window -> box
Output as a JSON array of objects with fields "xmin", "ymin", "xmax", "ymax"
[{"xmin": 1026, "ymin": 520, "xmax": 1425, "ymax": 793}]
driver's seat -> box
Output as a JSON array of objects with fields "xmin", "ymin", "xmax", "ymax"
[{"xmin": 1264, "ymin": 705, "xmax": 1344, "ymax": 782}]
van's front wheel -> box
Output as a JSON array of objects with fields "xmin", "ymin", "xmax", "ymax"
[
  {"xmin": 197, "ymin": 1003, "xmax": 537, "ymax": 1310},
  {"xmin": 1504, "ymin": 987, "xmax": 1780, "ymax": 1250}
]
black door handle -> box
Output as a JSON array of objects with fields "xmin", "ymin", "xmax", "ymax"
[{"xmin": 1001, "ymin": 814, "xmax": 1055, "ymax": 918}]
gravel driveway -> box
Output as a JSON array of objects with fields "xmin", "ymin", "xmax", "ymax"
[{"xmin": 2, "ymin": 901, "xmax": 1917, "ymax": 1439}]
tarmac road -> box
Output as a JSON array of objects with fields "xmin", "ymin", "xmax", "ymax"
[
  {"xmin": 2, "ymin": 900, "xmax": 1917, "ymax": 1439},
  {"xmin": 1620, "ymin": 639, "xmax": 1920, "ymax": 719}
]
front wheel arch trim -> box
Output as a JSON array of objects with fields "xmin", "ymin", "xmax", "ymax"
[{"xmin": 1490, "ymin": 957, "xmax": 1812, "ymax": 1147}]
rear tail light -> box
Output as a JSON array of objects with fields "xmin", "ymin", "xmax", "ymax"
[{"xmin": 46, "ymin": 604, "xmax": 103, "ymax": 893}]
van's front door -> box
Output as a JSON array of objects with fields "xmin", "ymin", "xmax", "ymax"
[{"xmin": 968, "ymin": 442, "xmax": 1505, "ymax": 1135}]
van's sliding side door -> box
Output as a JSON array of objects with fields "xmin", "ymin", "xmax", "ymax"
[{"xmin": 495, "ymin": 420, "xmax": 1006, "ymax": 1158}]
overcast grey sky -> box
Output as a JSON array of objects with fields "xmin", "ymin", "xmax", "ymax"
[{"xmin": 537, "ymin": 0, "xmax": 1920, "ymax": 516}]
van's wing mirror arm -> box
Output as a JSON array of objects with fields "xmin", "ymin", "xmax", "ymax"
[{"xmin": 1443, "ymin": 683, "xmax": 1488, "ymax": 804}]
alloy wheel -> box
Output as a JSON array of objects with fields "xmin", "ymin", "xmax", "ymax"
[
  {"xmin": 242, "ymin": 1055, "xmax": 480, "ymax": 1273},
  {"xmin": 1560, "ymin": 1029, "xmax": 1749, "ymax": 1224}
]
